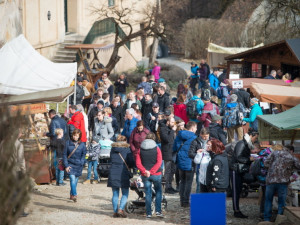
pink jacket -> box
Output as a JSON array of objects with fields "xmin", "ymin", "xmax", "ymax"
[
  {"xmin": 173, "ymin": 103, "xmax": 189, "ymax": 124},
  {"xmin": 151, "ymin": 66, "xmax": 161, "ymax": 81}
]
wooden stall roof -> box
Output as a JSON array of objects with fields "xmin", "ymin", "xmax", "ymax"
[
  {"xmin": 0, "ymin": 86, "xmax": 74, "ymax": 106},
  {"xmin": 250, "ymin": 82, "xmax": 300, "ymax": 110},
  {"xmin": 225, "ymin": 39, "xmax": 300, "ymax": 65},
  {"xmin": 65, "ymin": 43, "xmax": 114, "ymax": 50},
  {"xmin": 228, "ymin": 78, "xmax": 290, "ymax": 89}
]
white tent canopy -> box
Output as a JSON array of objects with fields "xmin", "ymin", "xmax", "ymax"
[{"xmin": 0, "ymin": 35, "xmax": 76, "ymax": 95}]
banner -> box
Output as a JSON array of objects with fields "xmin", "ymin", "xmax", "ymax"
[{"xmin": 9, "ymin": 103, "xmax": 47, "ymax": 116}]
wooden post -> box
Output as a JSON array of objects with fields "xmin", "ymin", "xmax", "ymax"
[
  {"xmin": 291, "ymin": 130, "xmax": 298, "ymax": 145},
  {"xmin": 28, "ymin": 115, "xmax": 43, "ymax": 151}
]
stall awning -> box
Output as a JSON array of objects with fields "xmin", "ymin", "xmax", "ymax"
[
  {"xmin": 257, "ymin": 105, "xmax": 300, "ymax": 130},
  {"xmin": 208, "ymin": 43, "xmax": 263, "ymax": 54},
  {"xmin": 228, "ymin": 78, "xmax": 290, "ymax": 89},
  {"xmin": 0, "ymin": 35, "xmax": 76, "ymax": 95},
  {"xmin": 250, "ymin": 83, "xmax": 300, "ymax": 109},
  {"xmin": 0, "ymin": 86, "xmax": 74, "ymax": 106}
]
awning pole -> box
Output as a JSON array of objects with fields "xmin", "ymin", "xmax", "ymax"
[
  {"xmin": 74, "ymin": 75, "xmax": 77, "ymax": 106},
  {"xmin": 56, "ymin": 103, "xmax": 59, "ymax": 113}
]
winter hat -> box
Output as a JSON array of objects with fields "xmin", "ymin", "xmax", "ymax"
[
  {"xmin": 93, "ymin": 136, "xmax": 100, "ymax": 143},
  {"xmin": 97, "ymin": 100, "xmax": 105, "ymax": 106},
  {"xmin": 230, "ymin": 94, "xmax": 238, "ymax": 102},
  {"xmin": 250, "ymin": 98, "xmax": 259, "ymax": 104},
  {"xmin": 212, "ymin": 115, "xmax": 223, "ymax": 122},
  {"xmin": 158, "ymin": 78, "xmax": 165, "ymax": 83},
  {"xmin": 77, "ymin": 77, "xmax": 83, "ymax": 82}
]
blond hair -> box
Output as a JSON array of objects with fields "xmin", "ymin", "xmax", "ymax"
[
  {"xmin": 103, "ymin": 107, "xmax": 112, "ymax": 114},
  {"xmin": 272, "ymin": 144, "xmax": 284, "ymax": 151},
  {"xmin": 55, "ymin": 128, "xmax": 63, "ymax": 136}
]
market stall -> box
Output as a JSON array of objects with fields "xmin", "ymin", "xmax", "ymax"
[
  {"xmin": 2, "ymin": 87, "xmax": 74, "ymax": 184},
  {"xmin": 250, "ymin": 83, "xmax": 300, "ymax": 110},
  {"xmin": 228, "ymin": 78, "xmax": 290, "ymax": 89}
]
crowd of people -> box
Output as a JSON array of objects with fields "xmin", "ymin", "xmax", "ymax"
[{"xmin": 45, "ymin": 61, "xmax": 300, "ymax": 222}]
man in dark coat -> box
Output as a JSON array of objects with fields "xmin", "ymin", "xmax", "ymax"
[
  {"xmin": 157, "ymin": 86, "xmax": 170, "ymax": 113},
  {"xmin": 88, "ymin": 100, "xmax": 104, "ymax": 131},
  {"xmin": 70, "ymin": 77, "xmax": 85, "ymax": 105},
  {"xmin": 160, "ymin": 117, "xmax": 177, "ymax": 194},
  {"xmin": 144, "ymin": 102, "xmax": 160, "ymax": 132},
  {"xmin": 110, "ymin": 99, "xmax": 124, "ymax": 132},
  {"xmin": 141, "ymin": 94, "xmax": 153, "ymax": 121},
  {"xmin": 209, "ymin": 115, "xmax": 227, "ymax": 145},
  {"xmin": 232, "ymin": 88, "xmax": 250, "ymax": 109},
  {"xmin": 46, "ymin": 109, "xmax": 68, "ymax": 140}
]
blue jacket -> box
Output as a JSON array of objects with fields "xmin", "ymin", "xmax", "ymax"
[
  {"xmin": 208, "ymin": 73, "xmax": 220, "ymax": 90},
  {"xmin": 191, "ymin": 65, "xmax": 199, "ymax": 75},
  {"xmin": 243, "ymin": 103, "xmax": 263, "ymax": 130},
  {"xmin": 173, "ymin": 130, "xmax": 197, "ymax": 171},
  {"xmin": 264, "ymin": 75, "xmax": 275, "ymax": 79},
  {"xmin": 121, "ymin": 117, "xmax": 139, "ymax": 142},
  {"xmin": 46, "ymin": 115, "xmax": 69, "ymax": 140},
  {"xmin": 189, "ymin": 96, "xmax": 204, "ymax": 122},
  {"xmin": 63, "ymin": 140, "xmax": 87, "ymax": 177}
]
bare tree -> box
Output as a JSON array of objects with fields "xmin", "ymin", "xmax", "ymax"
[{"xmin": 90, "ymin": 1, "xmax": 166, "ymax": 72}]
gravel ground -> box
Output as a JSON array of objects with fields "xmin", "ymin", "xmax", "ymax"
[{"xmin": 17, "ymin": 169, "xmax": 263, "ymax": 225}]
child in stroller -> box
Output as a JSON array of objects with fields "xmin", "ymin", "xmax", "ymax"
[
  {"xmin": 97, "ymin": 139, "xmax": 114, "ymax": 178},
  {"xmin": 125, "ymin": 176, "xmax": 167, "ymax": 214}
]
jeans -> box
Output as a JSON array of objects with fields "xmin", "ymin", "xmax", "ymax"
[
  {"xmin": 164, "ymin": 160, "xmax": 176, "ymax": 189},
  {"xmin": 264, "ymin": 183, "xmax": 288, "ymax": 221},
  {"xmin": 230, "ymin": 170, "xmax": 243, "ymax": 212},
  {"xmin": 55, "ymin": 158, "xmax": 64, "ymax": 184},
  {"xmin": 178, "ymin": 169, "xmax": 194, "ymax": 204},
  {"xmin": 112, "ymin": 188, "xmax": 129, "ymax": 213},
  {"xmin": 198, "ymin": 80, "xmax": 205, "ymax": 89},
  {"xmin": 87, "ymin": 160, "xmax": 99, "ymax": 180},
  {"xmin": 142, "ymin": 174, "xmax": 162, "ymax": 216},
  {"xmin": 69, "ymin": 175, "xmax": 79, "ymax": 196},
  {"xmin": 118, "ymin": 93, "xmax": 126, "ymax": 103}
]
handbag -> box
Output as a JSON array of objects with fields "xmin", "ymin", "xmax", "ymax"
[
  {"xmin": 58, "ymin": 160, "xmax": 65, "ymax": 171},
  {"xmin": 118, "ymin": 153, "xmax": 133, "ymax": 179}
]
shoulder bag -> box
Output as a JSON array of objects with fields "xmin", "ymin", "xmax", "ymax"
[{"xmin": 118, "ymin": 153, "xmax": 133, "ymax": 179}]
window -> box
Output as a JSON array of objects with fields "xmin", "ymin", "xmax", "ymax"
[{"xmin": 108, "ymin": 0, "xmax": 115, "ymax": 7}]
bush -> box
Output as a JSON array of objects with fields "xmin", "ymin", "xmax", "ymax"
[{"xmin": 110, "ymin": 63, "xmax": 187, "ymax": 87}]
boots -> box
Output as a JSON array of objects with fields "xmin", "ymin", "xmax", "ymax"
[{"xmin": 83, "ymin": 179, "xmax": 91, "ymax": 184}]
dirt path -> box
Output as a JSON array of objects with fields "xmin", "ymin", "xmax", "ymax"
[{"xmin": 17, "ymin": 168, "xmax": 263, "ymax": 225}]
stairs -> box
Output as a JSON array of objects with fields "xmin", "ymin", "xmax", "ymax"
[{"xmin": 52, "ymin": 33, "xmax": 85, "ymax": 63}]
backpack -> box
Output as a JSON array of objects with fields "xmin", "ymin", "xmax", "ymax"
[
  {"xmin": 203, "ymin": 88, "xmax": 211, "ymax": 100},
  {"xmin": 216, "ymin": 87, "xmax": 223, "ymax": 99},
  {"xmin": 186, "ymin": 99, "xmax": 198, "ymax": 119},
  {"xmin": 222, "ymin": 103, "xmax": 243, "ymax": 128}
]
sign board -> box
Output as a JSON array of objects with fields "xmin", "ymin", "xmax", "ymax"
[
  {"xmin": 232, "ymin": 80, "xmax": 243, "ymax": 89},
  {"xmin": 258, "ymin": 119, "xmax": 300, "ymax": 141},
  {"xmin": 9, "ymin": 103, "xmax": 47, "ymax": 116},
  {"xmin": 229, "ymin": 74, "xmax": 240, "ymax": 79}
]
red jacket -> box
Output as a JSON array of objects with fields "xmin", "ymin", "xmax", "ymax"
[
  {"xmin": 135, "ymin": 146, "xmax": 162, "ymax": 176},
  {"xmin": 68, "ymin": 111, "xmax": 87, "ymax": 142},
  {"xmin": 129, "ymin": 127, "xmax": 150, "ymax": 156},
  {"xmin": 200, "ymin": 102, "xmax": 220, "ymax": 128},
  {"xmin": 173, "ymin": 103, "xmax": 189, "ymax": 124}
]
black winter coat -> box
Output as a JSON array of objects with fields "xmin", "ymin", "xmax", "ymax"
[
  {"xmin": 206, "ymin": 153, "xmax": 229, "ymax": 190},
  {"xmin": 231, "ymin": 138, "xmax": 251, "ymax": 172},
  {"xmin": 209, "ymin": 123, "xmax": 227, "ymax": 145},
  {"xmin": 145, "ymin": 111, "xmax": 158, "ymax": 132},
  {"xmin": 114, "ymin": 79, "xmax": 129, "ymax": 94},
  {"xmin": 233, "ymin": 89, "xmax": 250, "ymax": 109},
  {"xmin": 159, "ymin": 123, "xmax": 175, "ymax": 161},
  {"xmin": 107, "ymin": 142, "xmax": 134, "ymax": 188},
  {"xmin": 157, "ymin": 93, "xmax": 170, "ymax": 113},
  {"xmin": 110, "ymin": 104, "xmax": 124, "ymax": 130},
  {"xmin": 141, "ymin": 99, "xmax": 153, "ymax": 121}
]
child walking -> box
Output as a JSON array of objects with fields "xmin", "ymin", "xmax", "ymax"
[{"xmin": 83, "ymin": 137, "xmax": 101, "ymax": 184}]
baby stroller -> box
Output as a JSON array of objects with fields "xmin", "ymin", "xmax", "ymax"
[
  {"xmin": 97, "ymin": 139, "xmax": 113, "ymax": 178},
  {"xmin": 240, "ymin": 172, "xmax": 260, "ymax": 198},
  {"xmin": 125, "ymin": 177, "xmax": 167, "ymax": 214}
]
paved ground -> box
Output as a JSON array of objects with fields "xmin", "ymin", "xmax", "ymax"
[{"xmin": 17, "ymin": 168, "xmax": 263, "ymax": 225}]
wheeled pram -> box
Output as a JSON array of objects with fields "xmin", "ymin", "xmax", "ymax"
[{"xmin": 125, "ymin": 177, "xmax": 167, "ymax": 214}]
